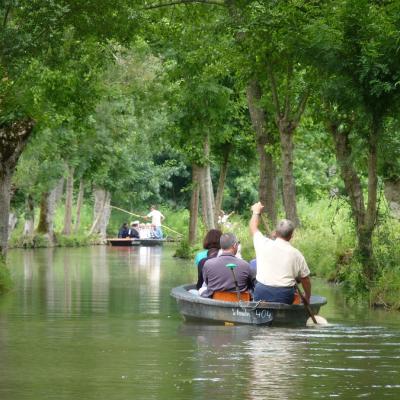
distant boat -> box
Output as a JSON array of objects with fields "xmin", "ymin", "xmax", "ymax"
[
  {"xmin": 171, "ymin": 284, "xmax": 327, "ymax": 326},
  {"xmin": 107, "ymin": 238, "xmax": 165, "ymax": 247}
]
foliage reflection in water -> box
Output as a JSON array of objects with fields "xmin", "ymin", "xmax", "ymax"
[{"xmin": 0, "ymin": 245, "xmax": 400, "ymax": 400}]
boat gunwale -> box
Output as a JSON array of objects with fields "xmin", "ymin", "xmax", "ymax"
[{"xmin": 171, "ymin": 284, "xmax": 327, "ymax": 310}]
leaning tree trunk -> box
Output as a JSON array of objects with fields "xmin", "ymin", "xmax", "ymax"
[
  {"xmin": 246, "ymin": 79, "xmax": 278, "ymax": 226},
  {"xmin": 214, "ymin": 145, "xmax": 230, "ymax": 224},
  {"xmin": 329, "ymin": 119, "xmax": 379, "ymax": 282},
  {"xmin": 23, "ymin": 195, "xmax": 35, "ymax": 236},
  {"xmin": 74, "ymin": 179, "xmax": 84, "ymax": 234},
  {"xmin": 36, "ymin": 188, "xmax": 57, "ymax": 243},
  {"xmin": 89, "ymin": 187, "xmax": 111, "ymax": 242},
  {"xmin": 62, "ymin": 165, "xmax": 75, "ymax": 235},
  {"xmin": 0, "ymin": 119, "xmax": 35, "ymax": 259},
  {"xmin": 189, "ymin": 164, "xmax": 200, "ymax": 245}
]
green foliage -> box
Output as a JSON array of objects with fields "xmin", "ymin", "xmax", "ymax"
[
  {"xmin": 173, "ymin": 239, "xmax": 193, "ymax": 259},
  {"xmin": 54, "ymin": 233, "xmax": 96, "ymax": 247}
]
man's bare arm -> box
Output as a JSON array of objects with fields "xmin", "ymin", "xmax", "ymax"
[
  {"xmin": 300, "ymin": 276, "xmax": 311, "ymax": 303},
  {"xmin": 249, "ymin": 202, "xmax": 264, "ymax": 236}
]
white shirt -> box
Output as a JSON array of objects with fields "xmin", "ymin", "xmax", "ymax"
[
  {"xmin": 253, "ymin": 230, "xmax": 310, "ymax": 287},
  {"xmin": 147, "ymin": 210, "xmax": 164, "ymax": 226}
]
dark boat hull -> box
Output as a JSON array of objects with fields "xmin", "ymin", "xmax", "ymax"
[
  {"xmin": 107, "ymin": 238, "xmax": 165, "ymax": 246},
  {"xmin": 171, "ymin": 284, "xmax": 327, "ymax": 327}
]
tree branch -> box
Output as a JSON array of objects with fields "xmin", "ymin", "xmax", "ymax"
[
  {"xmin": 266, "ymin": 62, "xmax": 282, "ymax": 121},
  {"xmin": 283, "ymin": 60, "xmax": 293, "ymax": 121},
  {"xmin": 365, "ymin": 116, "xmax": 380, "ymax": 231},
  {"xmin": 143, "ymin": 0, "xmax": 226, "ymax": 9},
  {"xmin": 3, "ymin": 3, "xmax": 12, "ymax": 29},
  {"xmin": 293, "ymin": 89, "xmax": 309, "ymax": 127}
]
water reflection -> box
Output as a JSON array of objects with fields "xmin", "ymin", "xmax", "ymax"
[
  {"xmin": 2, "ymin": 247, "xmax": 400, "ymax": 400},
  {"xmin": 245, "ymin": 329, "xmax": 300, "ymax": 400},
  {"xmin": 91, "ymin": 246, "xmax": 109, "ymax": 314}
]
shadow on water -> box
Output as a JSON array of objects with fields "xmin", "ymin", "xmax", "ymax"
[{"xmin": 0, "ymin": 245, "xmax": 399, "ymax": 400}]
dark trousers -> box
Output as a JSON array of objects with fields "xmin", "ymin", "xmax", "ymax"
[{"xmin": 254, "ymin": 282, "xmax": 295, "ymax": 304}]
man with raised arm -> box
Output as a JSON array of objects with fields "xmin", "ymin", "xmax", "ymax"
[{"xmin": 249, "ymin": 202, "xmax": 311, "ymax": 304}]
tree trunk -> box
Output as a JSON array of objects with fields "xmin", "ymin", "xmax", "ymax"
[
  {"xmin": 384, "ymin": 178, "xmax": 400, "ymax": 219},
  {"xmin": 214, "ymin": 145, "xmax": 230, "ymax": 223},
  {"xmin": 0, "ymin": 172, "xmax": 12, "ymax": 257},
  {"xmin": 23, "ymin": 195, "xmax": 35, "ymax": 236},
  {"xmin": 199, "ymin": 135, "xmax": 215, "ymax": 231},
  {"xmin": 329, "ymin": 119, "xmax": 379, "ymax": 282},
  {"xmin": 36, "ymin": 188, "xmax": 57, "ymax": 243},
  {"xmin": 189, "ymin": 164, "xmax": 200, "ymax": 245},
  {"xmin": 279, "ymin": 126, "xmax": 299, "ymax": 226},
  {"xmin": 8, "ymin": 213, "xmax": 17, "ymax": 240},
  {"xmin": 89, "ymin": 187, "xmax": 111, "ymax": 241},
  {"xmin": 62, "ymin": 165, "xmax": 75, "ymax": 235},
  {"xmin": 246, "ymin": 79, "xmax": 278, "ymax": 226},
  {"xmin": 54, "ymin": 177, "xmax": 65, "ymax": 205},
  {"xmin": 0, "ymin": 119, "xmax": 35, "ymax": 258},
  {"xmin": 266, "ymin": 62, "xmax": 308, "ymax": 227},
  {"xmin": 74, "ymin": 179, "xmax": 84, "ymax": 234}
]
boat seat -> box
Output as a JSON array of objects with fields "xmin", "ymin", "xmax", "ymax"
[
  {"xmin": 212, "ymin": 291, "xmax": 251, "ymax": 302},
  {"xmin": 292, "ymin": 291, "xmax": 301, "ymax": 304}
]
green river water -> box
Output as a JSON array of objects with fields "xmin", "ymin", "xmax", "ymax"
[{"xmin": 0, "ymin": 245, "xmax": 399, "ymax": 400}]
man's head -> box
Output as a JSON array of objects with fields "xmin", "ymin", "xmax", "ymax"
[
  {"xmin": 275, "ymin": 219, "xmax": 295, "ymax": 241},
  {"xmin": 150, "ymin": 205, "xmax": 156, "ymax": 211},
  {"xmin": 220, "ymin": 232, "xmax": 239, "ymax": 254},
  {"xmin": 132, "ymin": 221, "xmax": 139, "ymax": 227}
]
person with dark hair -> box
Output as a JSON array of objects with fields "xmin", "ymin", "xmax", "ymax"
[
  {"xmin": 118, "ymin": 222, "xmax": 130, "ymax": 238},
  {"xmin": 249, "ymin": 201, "xmax": 311, "ymax": 304},
  {"xmin": 201, "ymin": 233, "xmax": 254, "ymax": 298},
  {"xmin": 194, "ymin": 229, "xmax": 222, "ymax": 290}
]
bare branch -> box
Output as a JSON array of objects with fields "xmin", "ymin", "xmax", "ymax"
[{"xmin": 143, "ymin": 0, "xmax": 226, "ymax": 10}]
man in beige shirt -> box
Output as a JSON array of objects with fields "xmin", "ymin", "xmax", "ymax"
[{"xmin": 249, "ymin": 202, "xmax": 311, "ymax": 304}]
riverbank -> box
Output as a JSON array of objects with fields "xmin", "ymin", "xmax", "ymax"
[{"xmin": 3, "ymin": 198, "xmax": 400, "ymax": 308}]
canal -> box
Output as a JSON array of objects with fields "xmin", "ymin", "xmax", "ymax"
[{"xmin": 0, "ymin": 245, "xmax": 399, "ymax": 399}]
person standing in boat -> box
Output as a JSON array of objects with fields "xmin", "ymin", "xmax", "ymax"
[
  {"xmin": 201, "ymin": 233, "xmax": 254, "ymax": 298},
  {"xmin": 144, "ymin": 205, "xmax": 165, "ymax": 239},
  {"xmin": 249, "ymin": 202, "xmax": 311, "ymax": 304}
]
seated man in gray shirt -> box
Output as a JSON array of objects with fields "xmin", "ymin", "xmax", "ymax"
[{"xmin": 201, "ymin": 233, "xmax": 254, "ymax": 298}]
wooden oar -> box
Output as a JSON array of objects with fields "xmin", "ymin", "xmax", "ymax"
[
  {"xmin": 226, "ymin": 263, "xmax": 242, "ymax": 301},
  {"xmin": 110, "ymin": 205, "xmax": 184, "ymax": 237},
  {"xmin": 295, "ymin": 282, "xmax": 319, "ymax": 324}
]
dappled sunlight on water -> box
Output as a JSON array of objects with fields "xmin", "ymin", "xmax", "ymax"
[{"xmin": 1, "ymin": 245, "xmax": 400, "ymax": 400}]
